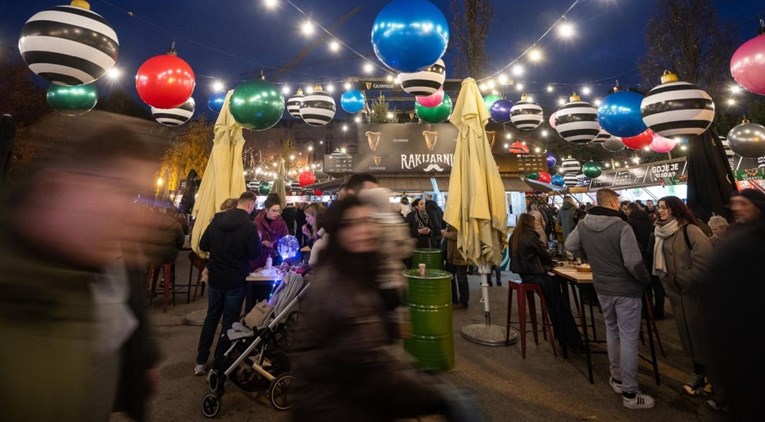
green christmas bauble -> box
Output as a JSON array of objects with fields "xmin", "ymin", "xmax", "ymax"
[
  {"xmin": 258, "ymin": 181, "xmax": 272, "ymax": 195},
  {"xmin": 483, "ymin": 94, "xmax": 502, "ymax": 112},
  {"xmin": 415, "ymin": 93, "xmax": 452, "ymax": 124},
  {"xmin": 230, "ymin": 79, "xmax": 285, "ymax": 130},
  {"xmin": 526, "ymin": 171, "xmax": 540, "ymax": 180},
  {"xmin": 582, "ymin": 161, "xmax": 603, "ymax": 178},
  {"xmin": 46, "ymin": 82, "xmax": 98, "ymax": 116}
]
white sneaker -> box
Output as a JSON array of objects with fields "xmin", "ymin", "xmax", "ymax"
[
  {"xmin": 194, "ymin": 363, "xmax": 206, "ymax": 376},
  {"xmin": 623, "ymin": 392, "xmax": 655, "ymax": 409},
  {"xmin": 609, "ymin": 377, "xmax": 623, "ymax": 394}
]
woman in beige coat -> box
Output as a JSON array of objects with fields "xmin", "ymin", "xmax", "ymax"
[{"xmin": 651, "ymin": 196, "xmax": 714, "ymax": 397}]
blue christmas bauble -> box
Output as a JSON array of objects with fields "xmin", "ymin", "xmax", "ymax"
[
  {"xmin": 489, "ymin": 99, "xmax": 513, "ymax": 123},
  {"xmin": 208, "ymin": 91, "xmax": 226, "ymax": 113},
  {"xmin": 340, "ymin": 89, "xmax": 366, "ymax": 113},
  {"xmin": 597, "ymin": 91, "xmax": 647, "ymax": 138}
]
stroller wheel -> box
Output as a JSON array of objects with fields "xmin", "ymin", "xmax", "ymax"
[
  {"xmin": 269, "ymin": 373, "xmax": 295, "ymax": 411},
  {"xmin": 207, "ymin": 369, "xmax": 221, "ymax": 392},
  {"xmin": 201, "ymin": 393, "xmax": 220, "ymax": 418}
]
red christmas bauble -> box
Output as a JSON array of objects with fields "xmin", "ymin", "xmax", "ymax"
[
  {"xmin": 298, "ymin": 171, "xmax": 316, "ymax": 187},
  {"xmin": 537, "ymin": 171, "xmax": 552, "ymax": 184},
  {"xmin": 622, "ymin": 128, "xmax": 654, "ymax": 150},
  {"xmin": 135, "ymin": 53, "xmax": 195, "ymax": 109},
  {"xmin": 509, "ymin": 141, "xmax": 529, "ymax": 154},
  {"xmin": 313, "ymin": 189, "xmax": 323, "ymax": 196}
]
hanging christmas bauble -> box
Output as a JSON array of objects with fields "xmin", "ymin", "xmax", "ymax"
[
  {"xmin": 46, "ymin": 82, "xmax": 98, "ymax": 116},
  {"xmin": 730, "ymin": 24, "xmax": 765, "ymax": 95},
  {"xmin": 151, "ymin": 97, "xmax": 195, "ymax": 127},
  {"xmin": 19, "ymin": 4, "xmax": 119, "ymax": 85},
  {"xmin": 258, "ymin": 181, "xmax": 272, "ymax": 195},
  {"xmin": 286, "ymin": 89, "xmax": 305, "ymax": 117},
  {"xmin": 340, "ymin": 89, "xmax": 365, "ymax": 113},
  {"xmin": 622, "ymin": 128, "xmax": 654, "ymax": 150},
  {"xmin": 537, "ymin": 171, "xmax": 552, "ymax": 184},
  {"xmin": 298, "ymin": 170, "xmax": 316, "ymax": 187},
  {"xmin": 719, "ymin": 136, "xmax": 736, "ymax": 160},
  {"xmin": 483, "ymin": 94, "xmax": 502, "ymax": 113},
  {"xmin": 208, "ymin": 91, "xmax": 226, "ymax": 113},
  {"xmin": 300, "ymin": 86, "xmax": 336, "ymax": 127},
  {"xmin": 564, "ymin": 173, "xmax": 579, "ymax": 187},
  {"xmin": 415, "ymin": 93, "xmax": 452, "ymax": 123},
  {"xmin": 526, "ymin": 172, "xmax": 539, "ymax": 180},
  {"xmin": 727, "ymin": 119, "xmax": 765, "ymax": 158},
  {"xmin": 509, "ymin": 141, "xmax": 529, "ymax": 154},
  {"xmin": 510, "ymin": 94, "xmax": 544, "ymax": 131},
  {"xmin": 490, "ymin": 99, "xmax": 513, "ymax": 123},
  {"xmin": 313, "ymin": 189, "xmax": 323, "ymax": 196},
  {"xmin": 135, "ymin": 48, "xmax": 195, "ymax": 109},
  {"xmin": 230, "ymin": 79, "xmax": 285, "ymax": 130},
  {"xmin": 371, "ymin": 0, "xmax": 449, "ymax": 73},
  {"xmin": 561, "ymin": 156, "xmax": 582, "ymax": 174},
  {"xmin": 551, "ymin": 174, "xmax": 565, "ymax": 187},
  {"xmin": 582, "ymin": 161, "xmax": 603, "ymax": 178},
  {"xmin": 416, "ymin": 87, "xmax": 445, "ymax": 108},
  {"xmin": 549, "ymin": 110, "xmax": 558, "ymax": 130},
  {"xmin": 649, "ymin": 133, "xmax": 678, "ymax": 153},
  {"xmin": 546, "ymin": 152, "xmax": 557, "ymax": 168},
  {"xmin": 602, "ymin": 136, "xmax": 626, "ymax": 152},
  {"xmin": 592, "ymin": 129, "xmax": 611, "ymax": 144},
  {"xmin": 597, "ymin": 90, "xmax": 647, "ymax": 137},
  {"xmin": 555, "ymin": 94, "xmax": 600, "ymax": 145},
  {"xmin": 399, "ymin": 59, "xmax": 446, "ymax": 96},
  {"xmin": 640, "ymin": 71, "xmax": 715, "ymax": 140}
]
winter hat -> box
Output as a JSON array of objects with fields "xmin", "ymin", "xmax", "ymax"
[{"xmin": 731, "ymin": 189, "xmax": 765, "ymax": 212}]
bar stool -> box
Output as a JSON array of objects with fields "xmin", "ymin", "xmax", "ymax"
[
  {"xmin": 188, "ymin": 251, "xmax": 207, "ymax": 302},
  {"xmin": 506, "ymin": 281, "xmax": 558, "ymax": 359},
  {"xmin": 148, "ymin": 263, "xmax": 176, "ymax": 312}
]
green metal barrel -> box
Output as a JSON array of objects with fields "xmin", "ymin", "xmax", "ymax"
[
  {"xmin": 410, "ymin": 248, "xmax": 444, "ymax": 270},
  {"xmin": 404, "ymin": 269, "xmax": 454, "ymax": 372}
]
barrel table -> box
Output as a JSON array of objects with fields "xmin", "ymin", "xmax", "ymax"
[
  {"xmin": 404, "ymin": 269, "xmax": 454, "ymax": 372},
  {"xmin": 410, "ymin": 248, "xmax": 444, "ymax": 270}
]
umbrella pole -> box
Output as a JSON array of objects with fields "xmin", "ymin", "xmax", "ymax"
[{"xmin": 460, "ymin": 263, "xmax": 518, "ymax": 347}]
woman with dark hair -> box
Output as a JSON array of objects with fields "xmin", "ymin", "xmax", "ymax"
[
  {"xmin": 650, "ymin": 195, "xmax": 714, "ymax": 396},
  {"xmin": 251, "ymin": 193, "xmax": 288, "ymax": 270},
  {"xmin": 510, "ymin": 213, "xmax": 582, "ymax": 351},
  {"xmin": 406, "ymin": 197, "xmax": 436, "ymax": 248},
  {"xmin": 290, "ymin": 197, "xmax": 479, "ymax": 421}
]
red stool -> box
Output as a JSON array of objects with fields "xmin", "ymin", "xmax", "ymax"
[
  {"xmin": 148, "ymin": 263, "xmax": 176, "ymax": 313},
  {"xmin": 188, "ymin": 251, "xmax": 207, "ymax": 301},
  {"xmin": 506, "ymin": 282, "xmax": 558, "ymax": 359}
]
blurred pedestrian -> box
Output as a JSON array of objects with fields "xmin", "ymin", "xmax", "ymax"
[
  {"xmin": 557, "ymin": 196, "xmax": 578, "ymax": 243},
  {"xmin": 442, "ymin": 224, "xmax": 469, "ymax": 309},
  {"xmin": 400, "ymin": 195, "xmax": 411, "ymax": 218},
  {"xmin": 707, "ymin": 215, "xmax": 729, "ymax": 247},
  {"xmin": 729, "ymin": 189, "xmax": 765, "ymax": 228},
  {"xmin": 650, "ymin": 196, "xmax": 714, "ymax": 397}
]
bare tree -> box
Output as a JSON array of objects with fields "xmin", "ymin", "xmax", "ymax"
[
  {"xmin": 450, "ymin": 0, "xmax": 492, "ymax": 78},
  {"xmin": 639, "ymin": 0, "xmax": 736, "ymax": 98}
]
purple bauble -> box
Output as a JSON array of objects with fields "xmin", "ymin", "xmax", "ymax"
[
  {"xmin": 489, "ymin": 99, "xmax": 513, "ymax": 123},
  {"xmin": 546, "ymin": 152, "xmax": 557, "ymax": 168}
]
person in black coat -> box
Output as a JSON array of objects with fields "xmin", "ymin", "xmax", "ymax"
[
  {"xmin": 625, "ymin": 203, "xmax": 652, "ymax": 256},
  {"xmin": 407, "ymin": 198, "xmax": 437, "ymax": 248},
  {"xmin": 509, "ymin": 213, "xmax": 582, "ymax": 351}
]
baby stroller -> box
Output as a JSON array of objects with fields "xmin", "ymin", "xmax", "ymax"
[{"xmin": 201, "ymin": 272, "xmax": 309, "ymax": 418}]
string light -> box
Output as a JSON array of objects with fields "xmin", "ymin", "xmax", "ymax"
[
  {"xmin": 558, "ymin": 97, "xmax": 566, "ymax": 105},
  {"xmin": 106, "ymin": 67, "xmax": 121, "ymax": 80},
  {"xmin": 211, "ymin": 80, "xmax": 225, "ymax": 91},
  {"xmin": 301, "ymin": 20, "xmax": 314, "ymax": 36},
  {"xmin": 305, "ymin": 85, "xmax": 314, "ymax": 94},
  {"xmin": 515, "ymin": 83, "xmax": 524, "ymax": 91},
  {"xmin": 386, "ymin": 74, "xmax": 394, "ymax": 82},
  {"xmin": 328, "ymin": 40, "xmax": 340, "ymax": 52},
  {"xmin": 326, "ymin": 84, "xmax": 335, "ymax": 93},
  {"xmin": 263, "ymin": 0, "xmax": 278, "ymax": 8},
  {"xmin": 498, "ymin": 74, "xmax": 509, "ymax": 85},
  {"xmin": 512, "ymin": 64, "xmax": 524, "ymax": 76},
  {"xmin": 547, "ymin": 85, "xmax": 554, "ymax": 93},
  {"xmin": 363, "ymin": 62, "xmax": 374, "ymax": 74},
  {"xmin": 343, "ymin": 82, "xmax": 352, "ymax": 90},
  {"xmin": 528, "ymin": 49, "xmax": 543, "ymax": 62},
  {"xmin": 558, "ymin": 22, "xmax": 576, "ymax": 38},
  {"xmin": 729, "ymin": 85, "xmax": 742, "ymax": 94},
  {"xmin": 727, "ymin": 98, "xmax": 736, "ymax": 105},
  {"xmin": 594, "ymin": 98, "xmax": 602, "ymax": 106},
  {"xmin": 581, "ymin": 86, "xmax": 592, "ymax": 95},
  {"xmin": 281, "ymin": 85, "xmax": 291, "ymax": 95}
]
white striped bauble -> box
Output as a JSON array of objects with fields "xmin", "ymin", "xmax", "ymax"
[
  {"xmin": 510, "ymin": 94, "xmax": 544, "ymax": 131},
  {"xmin": 300, "ymin": 87, "xmax": 336, "ymax": 127},
  {"xmin": 19, "ymin": 5, "xmax": 119, "ymax": 85},
  {"xmin": 719, "ymin": 137, "xmax": 735, "ymax": 159},
  {"xmin": 555, "ymin": 94, "xmax": 600, "ymax": 144},
  {"xmin": 564, "ymin": 173, "xmax": 580, "ymax": 187},
  {"xmin": 640, "ymin": 71, "xmax": 715, "ymax": 140},
  {"xmin": 398, "ymin": 59, "xmax": 446, "ymax": 97},
  {"xmin": 592, "ymin": 129, "xmax": 611, "ymax": 144},
  {"xmin": 560, "ymin": 156, "xmax": 582, "ymax": 174},
  {"xmin": 286, "ymin": 89, "xmax": 304, "ymax": 118},
  {"xmin": 151, "ymin": 97, "xmax": 195, "ymax": 127}
]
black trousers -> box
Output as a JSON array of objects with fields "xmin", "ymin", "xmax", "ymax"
[
  {"xmin": 520, "ymin": 273, "xmax": 582, "ymax": 347},
  {"xmin": 446, "ymin": 263, "xmax": 469, "ymax": 306}
]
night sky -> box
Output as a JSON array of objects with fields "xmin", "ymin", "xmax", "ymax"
[{"xmin": 1, "ymin": 0, "xmax": 764, "ymax": 117}]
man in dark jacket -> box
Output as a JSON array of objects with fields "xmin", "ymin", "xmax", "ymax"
[
  {"xmin": 195, "ymin": 191, "xmax": 262, "ymax": 375},
  {"xmin": 565, "ymin": 189, "xmax": 654, "ymax": 410},
  {"xmin": 626, "ymin": 202, "xmax": 665, "ymax": 318}
]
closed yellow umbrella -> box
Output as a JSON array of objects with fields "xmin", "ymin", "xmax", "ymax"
[
  {"xmin": 191, "ymin": 91, "xmax": 247, "ymax": 256},
  {"xmin": 270, "ymin": 158, "xmax": 287, "ymax": 209},
  {"xmin": 443, "ymin": 78, "xmax": 511, "ymax": 346}
]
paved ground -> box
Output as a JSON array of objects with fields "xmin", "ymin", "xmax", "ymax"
[{"xmin": 119, "ymin": 257, "xmax": 731, "ymax": 421}]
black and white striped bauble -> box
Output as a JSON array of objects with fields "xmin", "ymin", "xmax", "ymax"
[
  {"xmin": 510, "ymin": 94, "xmax": 544, "ymax": 131},
  {"xmin": 151, "ymin": 97, "xmax": 195, "ymax": 127},
  {"xmin": 560, "ymin": 157, "xmax": 582, "ymax": 174},
  {"xmin": 719, "ymin": 137, "xmax": 735, "ymax": 159},
  {"xmin": 300, "ymin": 88, "xmax": 336, "ymax": 127},
  {"xmin": 640, "ymin": 72, "xmax": 715, "ymax": 140},
  {"xmin": 555, "ymin": 95, "xmax": 600, "ymax": 144},
  {"xmin": 592, "ymin": 129, "xmax": 611, "ymax": 144},
  {"xmin": 398, "ymin": 59, "xmax": 446, "ymax": 97},
  {"xmin": 286, "ymin": 89, "xmax": 304, "ymax": 118},
  {"xmin": 19, "ymin": 5, "xmax": 119, "ymax": 85},
  {"xmin": 564, "ymin": 173, "xmax": 579, "ymax": 187}
]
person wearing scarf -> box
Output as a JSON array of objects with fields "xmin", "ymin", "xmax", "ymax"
[
  {"xmin": 650, "ymin": 196, "xmax": 714, "ymax": 398},
  {"xmin": 407, "ymin": 198, "xmax": 435, "ymax": 249}
]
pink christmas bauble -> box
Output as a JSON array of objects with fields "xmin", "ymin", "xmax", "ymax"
[
  {"xmin": 731, "ymin": 32, "xmax": 765, "ymax": 95},
  {"xmin": 416, "ymin": 88, "xmax": 444, "ymax": 108},
  {"xmin": 549, "ymin": 110, "xmax": 558, "ymax": 129},
  {"xmin": 649, "ymin": 133, "xmax": 678, "ymax": 153}
]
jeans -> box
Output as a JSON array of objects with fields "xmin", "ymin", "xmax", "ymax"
[
  {"xmin": 450, "ymin": 265, "xmax": 469, "ymax": 306},
  {"xmin": 196, "ymin": 285, "xmax": 246, "ymax": 365},
  {"xmin": 598, "ymin": 294, "xmax": 642, "ymax": 394}
]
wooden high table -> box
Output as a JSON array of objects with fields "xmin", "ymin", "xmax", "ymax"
[
  {"xmin": 245, "ymin": 272, "xmax": 283, "ymax": 312},
  {"xmin": 552, "ymin": 264, "xmax": 661, "ymax": 385}
]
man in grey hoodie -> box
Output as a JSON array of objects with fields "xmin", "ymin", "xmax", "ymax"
[{"xmin": 565, "ymin": 188, "xmax": 654, "ymax": 410}]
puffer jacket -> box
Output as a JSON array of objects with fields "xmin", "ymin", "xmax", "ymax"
[{"xmin": 509, "ymin": 230, "xmax": 553, "ymax": 276}]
